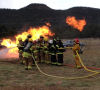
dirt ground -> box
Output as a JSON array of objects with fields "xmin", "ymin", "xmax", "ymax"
[{"xmin": 0, "ymin": 38, "xmax": 100, "ymax": 90}]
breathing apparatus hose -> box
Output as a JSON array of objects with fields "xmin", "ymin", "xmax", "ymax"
[{"xmin": 32, "ymin": 52, "xmax": 100, "ymax": 80}]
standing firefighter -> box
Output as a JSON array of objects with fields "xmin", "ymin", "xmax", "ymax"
[
  {"xmin": 49, "ymin": 40, "xmax": 57, "ymax": 65},
  {"xmin": 31, "ymin": 40, "xmax": 37, "ymax": 66},
  {"xmin": 56, "ymin": 39, "xmax": 65, "ymax": 66},
  {"xmin": 44, "ymin": 38, "xmax": 50, "ymax": 64},
  {"xmin": 17, "ymin": 37, "xmax": 24, "ymax": 64},
  {"xmin": 72, "ymin": 38, "xmax": 82, "ymax": 69},
  {"xmin": 38, "ymin": 36, "xmax": 45, "ymax": 63},
  {"xmin": 24, "ymin": 34, "xmax": 32, "ymax": 46},
  {"xmin": 36, "ymin": 41, "xmax": 41, "ymax": 63},
  {"xmin": 22, "ymin": 38, "xmax": 33, "ymax": 70}
]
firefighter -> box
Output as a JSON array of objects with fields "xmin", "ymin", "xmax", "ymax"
[
  {"xmin": 22, "ymin": 38, "xmax": 33, "ymax": 70},
  {"xmin": 36, "ymin": 41, "xmax": 41, "ymax": 63},
  {"xmin": 38, "ymin": 35, "xmax": 45, "ymax": 63},
  {"xmin": 48, "ymin": 39, "xmax": 52, "ymax": 64},
  {"xmin": 56, "ymin": 39, "xmax": 65, "ymax": 66},
  {"xmin": 31, "ymin": 40, "xmax": 37, "ymax": 66},
  {"xmin": 24, "ymin": 34, "xmax": 32, "ymax": 46},
  {"xmin": 17, "ymin": 37, "xmax": 24, "ymax": 64},
  {"xmin": 49, "ymin": 40, "xmax": 57, "ymax": 65},
  {"xmin": 44, "ymin": 38, "xmax": 50, "ymax": 64},
  {"xmin": 72, "ymin": 38, "xmax": 82, "ymax": 69}
]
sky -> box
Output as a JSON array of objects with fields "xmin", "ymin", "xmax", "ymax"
[{"xmin": 0, "ymin": 0, "xmax": 100, "ymax": 10}]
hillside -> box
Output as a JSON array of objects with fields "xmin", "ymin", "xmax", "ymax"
[{"xmin": 0, "ymin": 3, "xmax": 100, "ymax": 38}]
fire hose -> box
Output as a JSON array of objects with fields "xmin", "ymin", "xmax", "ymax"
[
  {"xmin": 65, "ymin": 47, "xmax": 100, "ymax": 70},
  {"xmin": 64, "ymin": 64, "xmax": 100, "ymax": 70},
  {"xmin": 32, "ymin": 51, "xmax": 100, "ymax": 80}
]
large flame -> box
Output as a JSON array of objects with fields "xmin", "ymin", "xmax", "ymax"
[
  {"xmin": 66, "ymin": 16, "xmax": 86, "ymax": 32},
  {"xmin": 1, "ymin": 25, "xmax": 55, "ymax": 59}
]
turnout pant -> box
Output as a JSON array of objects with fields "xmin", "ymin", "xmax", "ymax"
[
  {"xmin": 19, "ymin": 51, "xmax": 23, "ymax": 64},
  {"xmin": 57, "ymin": 54, "xmax": 63, "ymax": 64},
  {"xmin": 45, "ymin": 51, "xmax": 50, "ymax": 64},
  {"xmin": 74, "ymin": 54, "xmax": 82, "ymax": 69},
  {"xmin": 51, "ymin": 54, "xmax": 57, "ymax": 64}
]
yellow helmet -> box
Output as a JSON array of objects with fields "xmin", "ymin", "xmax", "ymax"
[
  {"xmin": 27, "ymin": 34, "xmax": 32, "ymax": 38},
  {"xmin": 29, "ymin": 38, "xmax": 33, "ymax": 42},
  {"xmin": 40, "ymin": 35, "xmax": 44, "ymax": 38},
  {"xmin": 18, "ymin": 37, "xmax": 22, "ymax": 41},
  {"xmin": 44, "ymin": 37, "xmax": 48, "ymax": 41}
]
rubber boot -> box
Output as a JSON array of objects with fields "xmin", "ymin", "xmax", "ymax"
[
  {"xmin": 28, "ymin": 61, "xmax": 33, "ymax": 70},
  {"xmin": 57, "ymin": 62, "xmax": 63, "ymax": 66},
  {"xmin": 23, "ymin": 60, "xmax": 26, "ymax": 64},
  {"xmin": 25, "ymin": 66, "xmax": 28, "ymax": 70},
  {"xmin": 20, "ymin": 60, "xmax": 23, "ymax": 64},
  {"xmin": 28, "ymin": 66, "xmax": 32, "ymax": 70},
  {"xmin": 51, "ymin": 62, "xmax": 57, "ymax": 65}
]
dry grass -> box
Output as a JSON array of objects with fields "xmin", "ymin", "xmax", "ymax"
[{"xmin": 0, "ymin": 38, "xmax": 100, "ymax": 90}]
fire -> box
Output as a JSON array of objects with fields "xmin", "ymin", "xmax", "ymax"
[
  {"xmin": 66, "ymin": 16, "xmax": 86, "ymax": 32},
  {"xmin": 1, "ymin": 25, "xmax": 55, "ymax": 59},
  {"xmin": 1, "ymin": 39, "xmax": 17, "ymax": 48}
]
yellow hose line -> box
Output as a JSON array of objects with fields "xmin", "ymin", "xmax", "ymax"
[
  {"xmin": 32, "ymin": 54, "xmax": 100, "ymax": 80},
  {"xmin": 76, "ymin": 51, "xmax": 100, "ymax": 74},
  {"xmin": 66, "ymin": 47, "xmax": 99, "ymax": 73}
]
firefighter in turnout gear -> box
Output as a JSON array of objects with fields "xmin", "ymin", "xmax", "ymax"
[
  {"xmin": 72, "ymin": 38, "xmax": 82, "ymax": 69},
  {"xmin": 31, "ymin": 40, "xmax": 38, "ymax": 66},
  {"xmin": 24, "ymin": 34, "xmax": 32, "ymax": 47},
  {"xmin": 22, "ymin": 38, "xmax": 33, "ymax": 70},
  {"xmin": 44, "ymin": 38, "xmax": 50, "ymax": 64},
  {"xmin": 49, "ymin": 39, "xmax": 57, "ymax": 65},
  {"xmin": 56, "ymin": 39, "xmax": 65, "ymax": 66},
  {"xmin": 36, "ymin": 41, "xmax": 41, "ymax": 63},
  {"xmin": 17, "ymin": 37, "xmax": 24, "ymax": 64},
  {"xmin": 38, "ymin": 36, "xmax": 45, "ymax": 63}
]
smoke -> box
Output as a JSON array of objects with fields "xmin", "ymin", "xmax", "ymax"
[{"xmin": 0, "ymin": 48, "xmax": 19, "ymax": 59}]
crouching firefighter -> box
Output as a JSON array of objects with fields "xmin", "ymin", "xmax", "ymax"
[
  {"xmin": 22, "ymin": 38, "xmax": 33, "ymax": 70},
  {"xmin": 56, "ymin": 39, "xmax": 65, "ymax": 66},
  {"xmin": 72, "ymin": 38, "xmax": 82, "ymax": 69},
  {"xmin": 17, "ymin": 37, "xmax": 24, "ymax": 64}
]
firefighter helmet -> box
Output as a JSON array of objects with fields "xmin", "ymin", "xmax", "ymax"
[
  {"xmin": 40, "ymin": 35, "xmax": 44, "ymax": 38},
  {"xmin": 44, "ymin": 37, "xmax": 48, "ymax": 41},
  {"xmin": 74, "ymin": 38, "xmax": 79, "ymax": 44},
  {"xmin": 18, "ymin": 37, "xmax": 22, "ymax": 41},
  {"xmin": 49, "ymin": 40, "xmax": 53, "ymax": 44},
  {"xmin": 27, "ymin": 34, "xmax": 32, "ymax": 38}
]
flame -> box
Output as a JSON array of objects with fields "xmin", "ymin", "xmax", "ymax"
[
  {"xmin": 1, "ymin": 39, "xmax": 17, "ymax": 48},
  {"xmin": 1, "ymin": 25, "xmax": 55, "ymax": 59},
  {"xmin": 66, "ymin": 16, "xmax": 86, "ymax": 32}
]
